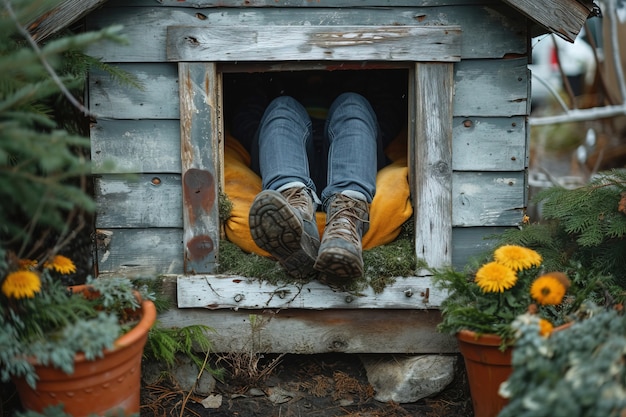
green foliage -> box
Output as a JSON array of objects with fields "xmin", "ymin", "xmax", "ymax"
[
  {"xmin": 0, "ymin": 0, "xmax": 125, "ymax": 251},
  {"xmin": 499, "ymin": 170, "xmax": 626, "ymax": 299},
  {"xmin": 145, "ymin": 324, "xmax": 222, "ymax": 379},
  {"xmin": 500, "ymin": 307, "xmax": 626, "ymax": 417}
]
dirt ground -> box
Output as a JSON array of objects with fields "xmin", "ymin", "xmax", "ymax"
[{"xmin": 141, "ymin": 353, "xmax": 473, "ymax": 417}]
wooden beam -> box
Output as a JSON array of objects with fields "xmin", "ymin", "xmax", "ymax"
[
  {"xmin": 159, "ymin": 307, "xmax": 458, "ymax": 354},
  {"xmin": 502, "ymin": 0, "xmax": 596, "ymax": 42},
  {"xmin": 27, "ymin": 0, "xmax": 109, "ymax": 42},
  {"xmin": 179, "ymin": 63, "xmax": 221, "ymax": 273},
  {"xmin": 177, "ymin": 275, "xmax": 442, "ymax": 309},
  {"xmin": 412, "ymin": 62, "xmax": 454, "ymax": 269},
  {"xmin": 167, "ymin": 25, "xmax": 461, "ymax": 62}
]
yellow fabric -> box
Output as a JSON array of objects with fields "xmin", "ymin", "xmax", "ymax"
[{"xmin": 223, "ymin": 133, "xmax": 412, "ymax": 255}]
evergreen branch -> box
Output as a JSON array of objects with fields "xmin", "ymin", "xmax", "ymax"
[{"xmin": 3, "ymin": 0, "xmax": 91, "ymax": 116}]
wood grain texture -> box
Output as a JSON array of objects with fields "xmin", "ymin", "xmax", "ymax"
[
  {"xmin": 412, "ymin": 62, "xmax": 454, "ymax": 269},
  {"xmin": 179, "ymin": 63, "xmax": 221, "ymax": 273},
  {"xmin": 166, "ymin": 25, "xmax": 461, "ymax": 62}
]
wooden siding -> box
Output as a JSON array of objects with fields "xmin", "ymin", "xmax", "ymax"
[{"xmin": 88, "ymin": 0, "xmax": 530, "ymax": 353}]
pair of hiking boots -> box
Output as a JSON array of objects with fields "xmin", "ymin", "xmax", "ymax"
[{"xmin": 249, "ymin": 186, "xmax": 369, "ymax": 286}]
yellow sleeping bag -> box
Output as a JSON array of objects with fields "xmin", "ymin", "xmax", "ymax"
[{"xmin": 223, "ymin": 133, "xmax": 412, "ymax": 257}]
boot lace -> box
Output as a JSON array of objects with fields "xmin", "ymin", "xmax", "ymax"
[
  {"xmin": 324, "ymin": 196, "xmax": 368, "ymax": 244},
  {"xmin": 281, "ymin": 187, "xmax": 313, "ymax": 215}
]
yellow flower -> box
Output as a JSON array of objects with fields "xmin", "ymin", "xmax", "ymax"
[
  {"xmin": 475, "ymin": 262, "xmax": 518, "ymax": 293},
  {"xmin": 18, "ymin": 259, "xmax": 38, "ymax": 270},
  {"xmin": 493, "ymin": 245, "xmax": 542, "ymax": 271},
  {"xmin": 530, "ymin": 274, "xmax": 567, "ymax": 305},
  {"xmin": 44, "ymin": 255, "xmax": 76, "ymax": 275},
  {"xmin": 2, "ymin": 270, "xmax": 42, "ymax": 299},
  {"xmin": 538, "ymin": 319, "xmax": 554, "ymax": 337}
]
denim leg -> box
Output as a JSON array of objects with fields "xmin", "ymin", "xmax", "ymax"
[
  {"xmin": 256, "ymin": 96, "xmax": 318, "ymax": 194},
  {"xmin": 322, "ymin": 92, "xmax": 382, "ymax": 206}
]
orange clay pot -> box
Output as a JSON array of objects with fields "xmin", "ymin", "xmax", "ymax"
[
  {"xmin": 12, "ymin": 285, "xmax": 157, "ymax": 417},
  {"xmin": 457, "ymin": 323, "xmax": 572, "ymax": 417},
  {"xmin": 456, "ymin": 330, "xmax": 512, "ymax": 417}
]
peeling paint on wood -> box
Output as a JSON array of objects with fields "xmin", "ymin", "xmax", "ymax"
[
  {"xmin": 166, "ymin": 25, "xmax": 462, "ymax": 62},
  {"xmin": 177, "ymin": 275, "xmax": 442, "ymax": 309}
]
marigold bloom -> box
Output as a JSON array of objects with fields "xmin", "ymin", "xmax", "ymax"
[
  {"xmin": 538, "ymin": 319, "xmax": 554, "ymax": 337},
  {"xmin": 18, "ymin": 259, "xmax": 38, "ymax": 270},
  {"xmin": 530, "ymin": 274, "xmax": 567, "ymax": 305},
  {"xmin": 44, "ymin": 255, "xmax": 76, "ymax": 275},
  {"xmin": 493, "ymin": 245, "xmax": 542, "ymax": 271},
  {"xmin": 474, "ymin": 262, "xmax": 518, "ymax": 293},
  {"xmin": 2, "ymin": 270, "xmax": 42, "ymax": 299}
]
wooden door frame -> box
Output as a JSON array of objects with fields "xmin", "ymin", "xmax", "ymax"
[{"xmin": 168, "ymin": 25, "xmax": 460, "ymax": 310}]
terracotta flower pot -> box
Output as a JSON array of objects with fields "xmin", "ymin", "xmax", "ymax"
[
  {"xmin": 456, "ymin": 330, "xmax": 512, "ymax": 417},
  {"xmin": 13, "ymin": 286, "xmax": 157, "ymax": 417}
]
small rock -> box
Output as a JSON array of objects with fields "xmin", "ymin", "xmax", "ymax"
[
  {"xmin": 201, "ymin": 394, "xmax": 223, "ymax": 409},
  {"xmin": 169, "ymin": 356, "xmax": 217, "ymax": 396},
  {"xmin": 360, "ymin": 354, "xmax": 456, "ymax": 403}
]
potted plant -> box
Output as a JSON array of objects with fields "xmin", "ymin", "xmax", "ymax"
[
  {"xmin": 499, "ymin": 305, "xmax": 626, "ymax": 416},
  {"xmin": 0, "ymin": 248, "xmax": 157, "ymax": 417},
  {"xmin": 429, "ymin": 244, "xmax": 592, "ymax": 417}
]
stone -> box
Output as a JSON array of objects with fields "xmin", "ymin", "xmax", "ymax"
[
  {"xmin": 359, "ymin": 354, "xmax": 456, "ymax": 403},
  {"xmin": 170, "ymin": 356, "xmax": 217, "ymax": 396},
  {"xmin": 143, "ymin": 355, "xmax": 217, "ymax": 396}
]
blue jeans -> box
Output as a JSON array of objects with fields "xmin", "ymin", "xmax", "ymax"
[{"xmin": 243, "ymin": 93, "xmax": 386, "ymax": 209}]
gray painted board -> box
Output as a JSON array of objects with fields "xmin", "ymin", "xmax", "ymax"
[
  {"xmin": 157, "ymin": 306, "xmax": 458, "ymax": 354},
  {"xmin": 178, "ymin": 63, "xmax": 221, "ymax": 274},
  {"xmin": 89, "ymin": 64, "xmax": 179, "ymax": 119},
  {"xmin": 453, "ymin": 171, "xmax": 525, "ymax": 226},
  {"xmin": 86, "ymin": 5, "xmax": 526, "ymax": 62},
  {"xmin": 91, "ymin": 119, "xmax": 182, "ymax": 174},
  {"xmin": 176, "ymin": 275, "xmax": 442, "ymax": 309},
  {"xmin": 95, "ymin": 228, "xmax": 184, "ymax": 275},
  {"xmin": 166, "ymin": 25, "xmax": 461, "ymax": 62},
  {"xmin": 411, "ymin": 63, "xmax": 454, "ymax": 269},
  {"xmin": 452, "ymin": 116, "xmax": 526, "ymax": 171},
  {"xmin": 95, "ymin": 174, "xmax": 182, "ymax": 228},
  {"xmin": 453, "ymin": 58, "xmax": 529, "ymax": 117}
]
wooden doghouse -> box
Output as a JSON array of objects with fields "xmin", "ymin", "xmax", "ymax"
[{"xmin": 35, "ymin": 0, "xmax": 596, "ymax": 353}]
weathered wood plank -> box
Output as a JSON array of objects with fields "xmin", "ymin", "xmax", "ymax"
[
  {"xmin": 452, "ymin": 171, "xmax": 526, "ymax": 226},
  {"xmin": 502, "ymin": 0, "xmax": 595, "ymax": 42},
  {"xmin": 166, "ymin": 25, "xmax": 461, "ymax": 63},
  {"xmin": 91, "ymin": 120, "xmax": 182, "ymax": 174},
  {"xmin": 94, "ymin": 174, "xmax": 182, "ymax": 228},
  {"xmin": 452, "ymin": 116, "xmax": 526, "ymax": 171},
  {"xmin": 89, "ymin": 63, "xmax": 179, "ymax": 119},
  {"xmin": 453, "ymin": 57, "xmax": 529, "ymax": 117},
  {"xmin": 177, "ymin": 275, "xmax": 440, "ymax": 309},
  {"xmin": 27, "ymin": 0, "xmax": 108, "ymax": 41},
  {"xmin": 86, "ymin": 5, "xmax": 526, "ymax": 61},
  {"xmin": 179, "ymin": 62, "xmax": 221, "ymax": 274},
  {"xmin": 95, "ymin": 228, "xmax": 184, "ymax": 275},
  {"xmin": 157, "ymin": 306, "xmax": 458, "ymax": 354},
  {"xmin": 412, "ymin": 62, "xmax": 454, "ymax": 269}
]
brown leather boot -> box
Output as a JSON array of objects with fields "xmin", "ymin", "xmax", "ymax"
[
  {"xmin": 249, "ymin": 187, "xmax": 320, "ymax": 280},
  {"xmin": 314, "ymin": 193, "xmax": 369, "ymax": 285}
]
